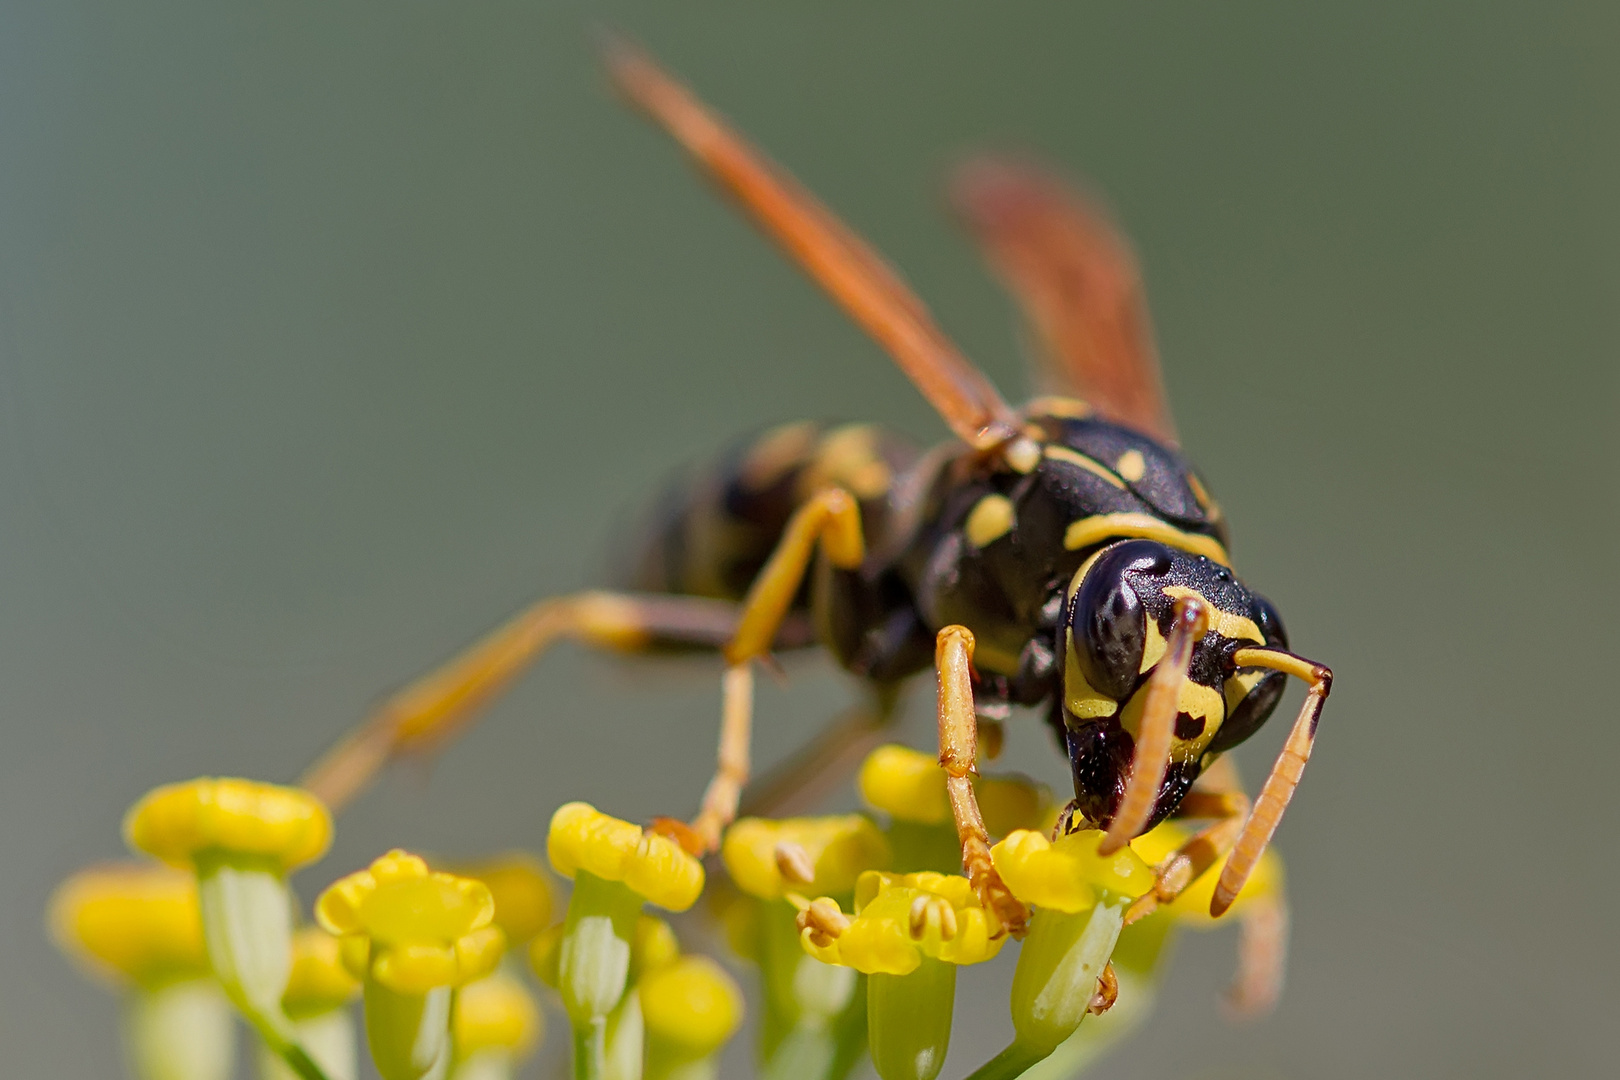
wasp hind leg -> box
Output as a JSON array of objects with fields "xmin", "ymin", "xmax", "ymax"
[
  {"xmin": 300, "ymin": 591, "xmax": 796, "ymax": 813},
  {"xmin": 935, "ymin": 626, "xmax": 1029, "ymax": 938}
]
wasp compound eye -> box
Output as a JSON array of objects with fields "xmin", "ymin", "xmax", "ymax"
[{"xmin": 1070, "ymin": 539, "xmax": 1175, "ymax": 701}]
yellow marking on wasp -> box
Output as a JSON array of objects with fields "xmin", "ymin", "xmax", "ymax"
[
  {"xmin": 1063, "ymin": 513, "xmax": 1232, "ymax": 566},
  {"xmin": 1224, "ymin": 669, "xmax": 1269, "ymax": 714},
  {"xmin": 1186, "ymin": 471, "xmax": 1223, "ymax": 522},
  {"xmin": 1140, "ymin": 616, "xmax": 1168, "ymax": 673},
  {"xmin": 802, "ymin": 424, "xmax": 893, "ymax": 500},
  {"xmin": 1064, "ymin": 630, "xmax": 1119, "ymax": 718},
  {"xmin": 1161, "ymin": 586, "xmax": 1263, "ymax": 644},
  {"xmin": 740, "ymin": 420, "xmax": 819, "ymax": 491},
  {"xmin": 1026, "ymin": 395, "xmax": 1095, "ymax": 420},
  {"xmin": 1043, "ymin": 445, "xmax": 1127, "ymax": 489},
  {"xmin": 964, "ymin": 494, "xmax": 1016, "ymax": 548},
  {"xmin": 1118, "ymin": 678, "xmax": 1225, "ymax": 764},
  {"xmin": 1003, "ymin": 436, "xmax": 1041, "ymax": 474},
  {"xmin": 1116, "ymin": 449, "xmax": 1147, "ymax": 483}
]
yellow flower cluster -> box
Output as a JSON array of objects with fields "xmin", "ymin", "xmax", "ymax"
[
  {"xmin": 722, "ymin": 815, "xmax": 891, "ymax": 899},
  {"xmin": 547, "ymin": 802, "xmax": 704, "ymax": 911},
  {"xmin": 990, "ymin": 829, "xmax": 1155, "ymax": 912},
  {"xmin": 315, "ymin": 850, "xmax": 504, "ymax": 994},
  {"xmin": 800, "ymin": 870, "xmax": 1005, "ymax": 975}
]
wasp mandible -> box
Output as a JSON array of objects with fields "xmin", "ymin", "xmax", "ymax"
[{"xmin": 304, "ymin": 41, "xmax": 1333, "ymax": 944}]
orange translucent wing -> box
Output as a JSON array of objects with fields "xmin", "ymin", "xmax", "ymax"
[
  {"xmin": 603, "ymin": 39, "xmax": 1018, "ymax": 451},
  {"xmin": 951, "ymin": 157, "xmax": 1176, "ymax": 444}
]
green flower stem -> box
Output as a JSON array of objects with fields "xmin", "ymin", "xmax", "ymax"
[
  {"xmin": 125, "ymin": 978, "xmax": 236, "ymax": 1080},
  {"xmin": 362, "ymin": 976, "xmax": 452, "ymax": 1080},
  {"xmin": 258, "ymin": 1010, "xmax": 357, "ymax": 1080},
  {"xmin": 193, "ymin": 852, "xmax": 331, "ymax": 1080},
  {"xmin": 867, "ymin": 958, "xmax": 956, "ymax": 1080},
  {"xmin": 753, "ymin": 900, "xmax": 865, "ymax": 1080},
  {"xmin": 574, "ymin": 1017, "xmax": 607, "ymax": 1080},
  {"xmin": 602, "ymin": 988, "xmax": 644, "ymax": 1080},
  {"xmin": 966, "ymin": 897, "xmax": 1127, "ymax": 1080}
]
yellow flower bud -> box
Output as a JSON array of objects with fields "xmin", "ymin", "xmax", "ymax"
[
  {"xmin": 990, "ymin": 830, "xmax": 1154, "ymax": 912},
  {"xmin": 316, "ymin": 851, "xmax": 503, "ymax": 994},
  {"xmin": 48, "ymin": 863, "xmax": 207, "ymax": 989},
  {"xmin": 449, "ymin": 853, "xmax": 555, "ymax": 946},
  {"xmin": 282, "ymin": 927, "xmax": 360, "ymax": 1019},
  {"xmin": 858, "ymin": 746, "xmax": 948, "ymax": 825},
  {"xmin": 630, "ymin": 914, "xmax": 681, "ymax": 982},
  {"xmin": 640, "ymin": 955, "xmax": 744, "ymax": 1059},
  {"xmin": 124, "ymin": 778, "xmax": 331, "ymax": 873},
  {"xmin": 800, "ymin": 871, "xmax": 1004, "ymax": 975},
  {"xmin": 721, "ymin": 816, "xmax": 891, "ymax": 900},
  {"xmin": 547, "ymin": 803, "xmax": 704, "ymax": 912},
  {"xmin": 454, "ymin": 972, "xmax": 542, "ymax": 1060}
]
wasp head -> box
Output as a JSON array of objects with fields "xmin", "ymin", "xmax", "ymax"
[{"xmin": 1059, "ymin": 538, "xmax": 1289, "ymax": 833}]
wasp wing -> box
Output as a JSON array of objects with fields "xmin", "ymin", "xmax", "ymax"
[
  {"xmin": 951, "ymin": 157, "xmax": 1176, "ymax": 444},
  {"xmin": 603, "ymin": 39, "xmax": 1019, "ymax": 452}
]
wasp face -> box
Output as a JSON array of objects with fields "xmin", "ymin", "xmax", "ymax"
[{"xmin": 1060, "ymin": 539, "xmax": 1289, "ymax": 832}]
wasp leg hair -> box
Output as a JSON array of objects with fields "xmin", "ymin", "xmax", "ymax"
[
  {"xmin": 740, "ymin": 687, "xmax": 902, "ymax": 820},
  {"xmin": 1099, "ymin": 596, "xmax": 1211, "ymax": 854},
  {"xmin": 602, "ymin": 37, "xmax": 1019, "ymax": 452},
  {"xmin": 300, "ymin": 591, "xmax": 766, "ymax": 813},
  {"xmin": 1212, "ymin": 647, "xmax": 1333, "ymax": 917},
  {"xmin": 683, "ymin": 488, "xmax": 867, "ymax": 852},
  {"xmin": 936, "ymin": 625, "xmax": 1029, "ymax": 938}
]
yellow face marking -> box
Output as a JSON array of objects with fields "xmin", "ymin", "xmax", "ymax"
[
  {"xmin": 802, "ymin": 424, "xmax": 893, "ymax": 500},
  {"xmin": 1185, "ymin": 472, "xmax": 1223, "ymax": 522},
  {"xmin": 740, "ymin": 421, "xmax": 819, "ymax": 490},
  {"xmin": 964, "ymin": 493, "xmax": 1016, "ymax": 548},
  {"xmin": 1139, "ymin": 616, "xmax": 1168, "ymax": 673},
  {"xmin": 1118, "ymin": 678, "xmax": 1225, "ymax": 764},
  {"xmin": 1116, "ymin": 449, "xmax": 1147, "ymax": 483},
  {"xmin": 1063, "ymin": 513, "xmax": 1232, "ymax": 566},
  {"xmin": 1003, "ymin": 437, "xmax": 1041, "ymax": 474},
  {"xmin": 1161, "ymin": 585, "xmax": 1263, "ymax": 644},
  {"xmin": 1063, "ymin": 630, "xmax": 1118, "ymax": 718},
  {"xmin": 1025, "ymin": 395, "xmax": 1095, "ymax": 420},
  {"xmin": 1043, "ymin": 445, "xmax": 1127, "ymax": 489}
]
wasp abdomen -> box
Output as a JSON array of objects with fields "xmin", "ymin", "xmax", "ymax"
[{"xmin": 628, "ymin": 421, "xmax": 919, "ymax": 606}]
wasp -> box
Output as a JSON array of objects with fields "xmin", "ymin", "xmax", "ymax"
[{"xmin": 303, "ymin": 41, "xmax": 1332, "ymax": 950}]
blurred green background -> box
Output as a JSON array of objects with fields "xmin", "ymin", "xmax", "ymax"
[{"xmin": 3, "ymin": 2, "xmax": 1616, "ymax": 1077}]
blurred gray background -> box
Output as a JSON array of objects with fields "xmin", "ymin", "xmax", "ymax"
[{"xmin": 3, "ymin": 2, "xmax": 1617, "ymax": 1077}]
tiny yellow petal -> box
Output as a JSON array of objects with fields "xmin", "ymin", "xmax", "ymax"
[
  {"xmin": 991, "ymin": 830, "xmax": 1154, "ymax": 912},
  {"xmin": 455, "ymin": 973, "xmax": 543, "ymax": 1059},
  {"xmin": 858, "ymin": 746, "xmax": 949, "ymax": 825},
  {"xmin": 282, "ymin": 928, "xmax": 359, "ymax": 1017},
  {"xmin": 546, "ymin": 803, "xmax": 705, "ymax": 912},
  {"xmin": 721, "ymin": 816, "xmax": 891, "ymax": 900},
  {"xmin": 802, "ymin": 871, "xmax": 1004, "ymax": 974},
  {"xmin": 640, "ymin": 956, "xmax": 744, "ymax": 1056},
  {"xmin": 451, "ymin": 853, "xmax": 555, "ymax": 945},
  {"xmin": 372, "ymin": 941, "xmax": 458, "ymax": 995},
  {"xmin": 124, "ymin": 778, "xmax": 331, "ymax": 872},
  {"xmin": 48, "ymin": 863, "xmax": 206, "ymax": 988}
]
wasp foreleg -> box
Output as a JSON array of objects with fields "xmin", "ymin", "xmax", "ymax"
[{"xmin": 935, "ymin": 625, "xmax": 1029, "ymax": 938}]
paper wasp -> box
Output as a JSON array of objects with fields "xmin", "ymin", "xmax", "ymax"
[{"xmin": 303, "ymin": 41, "xmax": 1333, "ymax": 959}]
